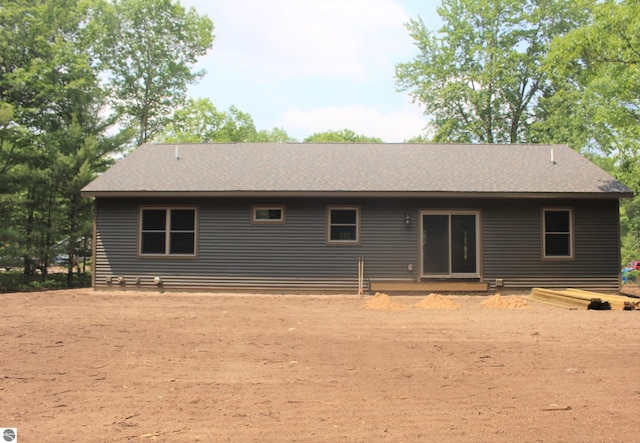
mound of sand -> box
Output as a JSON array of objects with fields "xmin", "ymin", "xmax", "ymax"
[
  {"xmin": 414, "ymin": 293, "xmax": 460, "ymax": 310},
  {"xmin": 363, "ymin": 292, "xmax": 407, "ymax": 310},
  {"xmin": 481, "ymin": 293, "xmax": 529, "ymax": 309}
]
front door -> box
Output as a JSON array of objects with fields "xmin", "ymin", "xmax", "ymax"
[{"xmin": 421, "ymin": 211, "xmax": 479, "ymax": 278}]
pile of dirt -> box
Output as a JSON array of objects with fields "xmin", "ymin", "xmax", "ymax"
[
  {"xmin": 363, "ymin": 292, "xmax": 407, "ymax": 310},
  {"xmin": 414, "ymin": 293, "xmax": 460, "ymax": 310},
  {"xmin": 481, "ymin": 293, "xmax": 529, "ymax": 309}
]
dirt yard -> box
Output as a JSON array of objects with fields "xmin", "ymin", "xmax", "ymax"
[{"xmin": 1, "ymin": 289, "xmax": 639, "ymax": 442}]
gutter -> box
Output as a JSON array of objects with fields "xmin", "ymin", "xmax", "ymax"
[{"xmin": 80, "ymin": 190, "xmax": 635, "ymax": 200}]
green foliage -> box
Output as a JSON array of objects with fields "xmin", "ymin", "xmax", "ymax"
[
  {"xmin": 403, "ymin": 134, "xmax": 432, "ymax": 143},
  {"xmin": 540, "ymin": 0, "xmax": 640, "ymax": 156},
  {"xmin": 252, "ymin": 127, "xmax": 297, "ymax": 143},
  {"xmin": 395, "ymin": 0, "xmax": 593, "ymax": 143},
  {"xmin": 623, "ymin": 269, "xmax": 640, "ymax": 285},
  {"xmin": 93, "ymin": 0, "xmax": 215, "ymax": 146},
  {"xmin": 0, "ymin": 270, "xmax": 91, "ymax": 293},
  {"xmin": 0, "ymin": 0, "xmax": 123, "ymax": 277},
  {"xmin": 303, "ymin": 129, "xmax": 383, "ymax": 143},
  {"xmin": 156, "ymin": 98, "xmax": 295, "ymax": 143}
]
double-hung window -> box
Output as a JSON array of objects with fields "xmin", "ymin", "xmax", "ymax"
[
  {"xmin": 140, "ymin": 207, "xmax": 197, "ymax": 256},
  {"xmin": 327, "ymin": 206, "xmax": 360, "ymax": 244},
  {"xmin": 542, "ymin": 208, "xmax": 573, "ymax": 259}
]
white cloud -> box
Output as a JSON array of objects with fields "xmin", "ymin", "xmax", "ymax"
[
  {"xmin": 281, "ymin": 103, "xmax": 426, "ymax": 142},
  {"xmin": 180, "ymin": 0, "xmax": 431, "ymax": 142},
  {"xmin": 183, "ymin": 0, "xmax": 412, "ymax": 80}
]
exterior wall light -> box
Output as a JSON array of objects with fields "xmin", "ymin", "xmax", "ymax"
[{"xmin": 405, "ymin": 213, "xmax": 411, "ymax": 225}]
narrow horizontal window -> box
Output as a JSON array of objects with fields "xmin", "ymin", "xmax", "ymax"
[
  {"xmin": 543, "ymin": 208, "xmax": 573, "ymax": 259},
  {"xmin": 327, "ymin": 206, "xmax": 360, "ymax": 244},
  {"xmin": 140, "ymin": 207, "xmax": 197, "ymax": 256},
  {"xmin": 252, "ymin": 206, "xmax": 285, "ymax": 224}
]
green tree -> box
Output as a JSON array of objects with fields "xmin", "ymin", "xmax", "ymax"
[
  {"xmin": 0, "ymin": 102, "xmax": 25, "ymax": 266},
  {"xmin": 94, "ymin": 0, "xmax": 214, "ymax": 146},
  {"xmin": 395, "ymin": 0, "xmax": 592, "ymax": 143},
  {"xmin": 303, "ymin": 129, "xmax": 383, "ymax": 143},
  {"xmin": 251, "ymin": 127, "xmax": 297, "ymax": 143},
  {"xmin": 0, "ymin": 0, "xmax": 124, "ymax": 278},
  {"xmin": 403, "ymin": 134, "xmax": 432, "ymax": 143},
  {"xmin": 48, "ymin": 108, "xmax": 129, "ymax": 283},
  {"xmin": 156, "ymin": 98, "xmax": 295, "ymax": 143},
  {"xmin": 542, "ymin": 0, "xmax": 640, "ymax": 156}
]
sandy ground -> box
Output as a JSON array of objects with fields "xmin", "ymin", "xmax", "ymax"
[{"xmin": 1, "ymin": 289, "xmax": 639, "ymax": 442}]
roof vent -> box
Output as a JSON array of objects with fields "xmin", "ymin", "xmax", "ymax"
[
  {"xmin": 550, "ymin": 148, "xmax": 555, "ymax": 165},
  {"xmin": 175, "ymin": 145, "xmax": 180, "ymax": 160}
]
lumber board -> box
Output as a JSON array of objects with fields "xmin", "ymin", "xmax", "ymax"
[
  {"xmin": 530, "ymin": 288, "xmax": 639, "ymax": 310},
  {"xmin": 370, "ymin": 281, "xmax": 488, "ymax": 292}
]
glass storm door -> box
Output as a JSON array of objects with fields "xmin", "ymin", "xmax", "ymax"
[{"xmin": 422, "ymin": 212, "xmax": 479, "ymax": 278}]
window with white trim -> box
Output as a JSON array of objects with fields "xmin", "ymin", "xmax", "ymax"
[
  {"xmin": 543, "ymin": 208, "xmax": 573, "ymax": 259},
  {"xmin": 327, "ymin": 206, "xmax": 360, "ymax": 244},
  {"xmin": 252, "ymin": 206, "xmax": 285, "ymax": 224},
  {"xmin": 140, "ymin": 207, "xmax": 197, "ymax": 256}
]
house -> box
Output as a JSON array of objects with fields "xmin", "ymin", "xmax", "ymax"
[{"xmin": 81, "ymin": 143, "xmax": 633, "ymax": 293}]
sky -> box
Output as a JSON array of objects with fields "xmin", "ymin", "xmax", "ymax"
[{"xmin": 179, "ymin": 0, "xmax": 442, "ymax": 142}]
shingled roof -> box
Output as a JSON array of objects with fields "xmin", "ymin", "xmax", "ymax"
[{"xmin": 81, "ymin": 143, "xmax": 633, "ymax": 198}]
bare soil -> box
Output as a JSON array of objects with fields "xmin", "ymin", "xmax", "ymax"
[{"xmin": 1, "ymin": 288, "xmax": 639, "ymax": 442}]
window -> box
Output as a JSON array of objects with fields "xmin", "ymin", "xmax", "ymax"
[
  {"xmin": 140, "ymin": 207, "xmax": 197, "ymax": 256},
  {"xmin": 543, "ymin": 208, "xmax": 573, "ymax": 259},
  {"xmin": 252, "ymin": 206, "xmax": 285, "ymax": 224},
  {"xmin": 327, "ymin": 206, "xmax": 360, "ymax": 244}
]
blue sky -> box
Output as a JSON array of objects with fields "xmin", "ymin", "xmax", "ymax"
[{"xmin": 180, "ymin": 1, "xmax": 442, "ymax": 142}]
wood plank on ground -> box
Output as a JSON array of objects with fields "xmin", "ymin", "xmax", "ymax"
[{"xmin": 530, "ymin": 288, "xmax": 639, "ymax": 310}]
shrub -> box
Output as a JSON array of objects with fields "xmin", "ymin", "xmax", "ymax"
[
  {"xmin": 626, "ymin": 270, "xmax": 640, "ymax": 284},
  {"xmin": 0, "ymin": 270, "xmax": 92, "ymax": 293}
]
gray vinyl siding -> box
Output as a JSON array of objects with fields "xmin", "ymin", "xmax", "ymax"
[
  {"xmin": 93, "ymin": 197, "xmax": 622, "ymax": 292},
  {"xmin": 481, "ymin": 199, "xmax": 621, "ymax": 290},
  {"xmin": 94, "ymin": 198, "xmax": 421, "ymax": 291}
]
